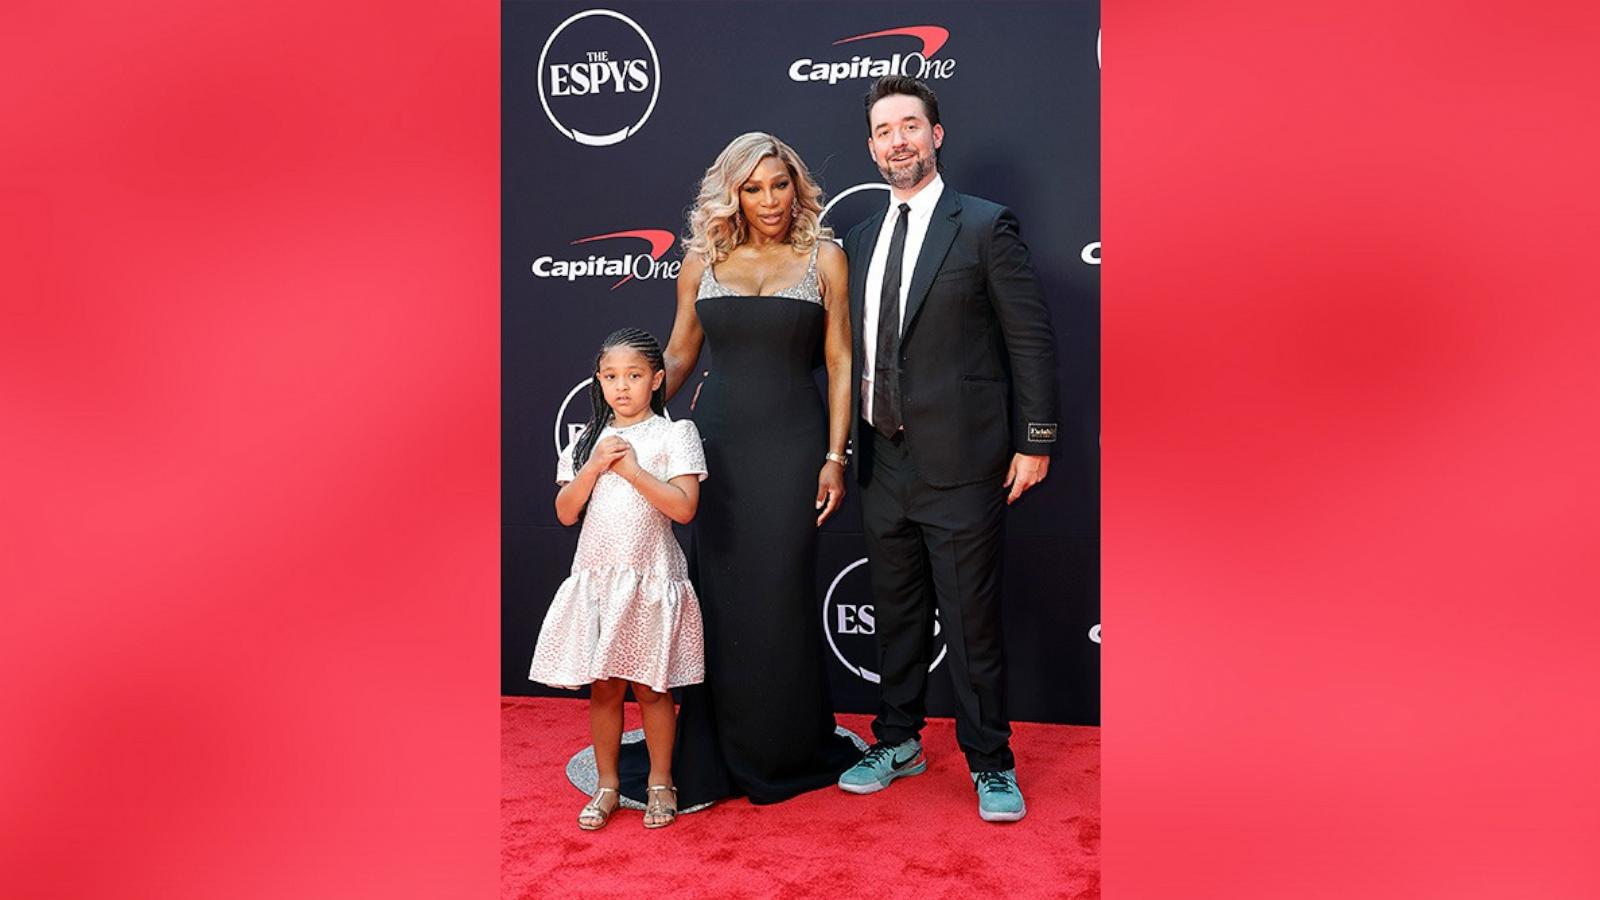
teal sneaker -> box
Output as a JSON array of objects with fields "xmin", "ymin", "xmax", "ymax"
[
  {"xmin": 837, "ymin": 739, "xmax": 927, "ymax": 794},
  {"xmin": 972, "ymin": 769, "xmax": 1027, "ymax": 822}
]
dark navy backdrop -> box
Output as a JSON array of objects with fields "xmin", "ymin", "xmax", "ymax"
[{"xmin": 503, "ymin": 0, "xmax": 1100, "ymax": 725}]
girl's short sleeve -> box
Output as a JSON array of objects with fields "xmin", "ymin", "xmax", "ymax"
[
  {"xmin": 556, "ymin": 437, "xmax": 578, "ymax": 484},
  {"xmin": 663, "ymin": 419, "xmax": 708, "ymax": 482}
]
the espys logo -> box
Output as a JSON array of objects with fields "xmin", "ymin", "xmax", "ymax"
[
  {"xmin": 554, "ymin": 377, "xmax": 672, "ymax": 454},
  {"xmin": 555, "ymin": 378, "xmax": 594, "ymax": 455},
  {"xmin": 531, "ymin": 229, "xmax": 680, "ymax": 290},
  {"xmin": 820, "ymin": 182, "xmax": 890, "ymax": 226},
  {"xmin": 789, "ymin": 25, "xmax": 957, "ymax": 85},
  {"xmin": 823, "ymin": 558, "xmax": 946, "ymax": 684},
  {"xmin": 537, "ymin": 9, "xmax": 660, "ymax": 146}
]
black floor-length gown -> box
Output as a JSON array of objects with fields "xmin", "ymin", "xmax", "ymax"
[{"xmin": 616, "ymin": 250, "xmax": 861, "ymax": 807}]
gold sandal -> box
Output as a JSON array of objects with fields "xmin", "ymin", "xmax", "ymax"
[
  {"xmin": 643, "ymin": 785, "xmax": 678, "ymax": 829},
  {"xmin": 578, "ymin": 786, "xmax": 620, "ymax": 831}
]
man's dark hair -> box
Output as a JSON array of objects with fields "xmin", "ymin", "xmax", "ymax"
[
  {"xmin": 863, "ymin": 76, "xmax": 943, "ymax": 169},
  {"xmin": 863, "ymin": 75, "xmax": 942, "ymax": 132}
]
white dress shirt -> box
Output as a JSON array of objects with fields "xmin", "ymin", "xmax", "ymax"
[{"xmin": 861, "ymin": 174, "xmax": 945, "ymax": 425}]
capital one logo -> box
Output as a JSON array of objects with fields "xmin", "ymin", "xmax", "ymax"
[
  {"xmin": 789, "ymin": 25, "xmax": 957, "ymax": 85},
  {"xmin": 531, "ymin": 229, "xmax": 680, "ymax": 290},
  {"xmin": 537, "ymin": 9, "xmax": 660, "ymax": 146},
  {"xmin": 823, "ymin": 558, "xmax": 947, "ymax": 684}
]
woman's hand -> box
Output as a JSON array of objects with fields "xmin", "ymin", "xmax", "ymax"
[{"xmin": 815, "ymin": 460, "xmax": 846, "ymax": 526}]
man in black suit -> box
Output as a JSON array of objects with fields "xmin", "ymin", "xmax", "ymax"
[{"xmin": 836, "ymin": 76, "xmax": 1059, "ymax": 823}]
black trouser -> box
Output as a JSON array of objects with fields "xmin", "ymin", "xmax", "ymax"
[{"xmin": 861, "ymin": 427, "xmax": 1014, "ymax": 771}]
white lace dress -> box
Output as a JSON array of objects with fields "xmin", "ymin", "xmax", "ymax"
[{"xmin": 528, "ymin": 414, "xmax": 707, "ymax": 693}]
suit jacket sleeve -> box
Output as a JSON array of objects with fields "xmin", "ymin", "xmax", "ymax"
[{"xmin": 982, "ymin": 206, "xmax": 1060, "ymax": 456}]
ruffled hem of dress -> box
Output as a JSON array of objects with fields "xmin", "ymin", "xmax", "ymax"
[
  {"xmin": 558, "ymin": 562, "xmax": 693, "ymax": 589},
  {"xmin": 528, "ymin": 564, "xmax": 706, "ymax": 696},
  {"xmin": 527, "ymin": 670, "xmax": 706, "ymax": 694}
]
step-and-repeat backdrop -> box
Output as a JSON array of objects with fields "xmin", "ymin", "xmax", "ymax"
[{"xmin": 503, "ymin": 1, "xmax": 1100, "ymax": 725}]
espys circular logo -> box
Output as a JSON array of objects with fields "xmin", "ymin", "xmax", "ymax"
[
  {"xmin": 532, "ymin": 228, "xmax": 680, "ymax": 290},
  {"xmin": 820, "ymin": 182, "xmax": 891, "ymax": 229},
  {"xmin": 554, "ymin": 377, "xmax": 672, "ymax": 455},
  {"xmin": 790, "ymin": 25, "xmax": 957, "ymax": 85},
  {"xmin": 554, "ymin": 378, "xmax": 594, "ymax": 456},
  {"xmin": 537, "ymin": 9, "xmax": 660, "ymax": 147},
  {"xmin": 823, "ymin": 558, "xmax": 946, "ymax": 683}
]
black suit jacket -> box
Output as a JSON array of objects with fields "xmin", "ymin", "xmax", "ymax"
[{"xmin": 846, "ymin": 186, "xmax": 1059, "ymax": 489}]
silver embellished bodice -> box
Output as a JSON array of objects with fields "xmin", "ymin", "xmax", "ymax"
[{"xmin": 696, "ymin": 245, "xmax": 822, "ymax": 304}]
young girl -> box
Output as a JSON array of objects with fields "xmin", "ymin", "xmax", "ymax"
[{"xmin": 528, "ymin": 327, "xmax": 707, "ymax": 830}]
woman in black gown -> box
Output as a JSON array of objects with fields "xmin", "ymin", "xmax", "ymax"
[{"xmin": 616, "ymin": 132, "xmax": 861, "ymax": 812}]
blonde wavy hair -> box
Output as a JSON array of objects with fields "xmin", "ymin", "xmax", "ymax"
[{"xmin": 685, "ymin": 132, "xmax": 833, "ymax": 265}]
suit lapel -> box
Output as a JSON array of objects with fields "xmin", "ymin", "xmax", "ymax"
[{"xmin": 900, "ymin": 188, "xmax": 962, "ymax": 339}]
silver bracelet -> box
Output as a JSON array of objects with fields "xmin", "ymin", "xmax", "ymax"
[{"xmin": 824, "ymin": 451, "xmax": 848, "ymax": 466}]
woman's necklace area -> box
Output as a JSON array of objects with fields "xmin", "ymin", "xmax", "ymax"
[
  {"xmin": 740, "ymin": 240, "xmax": 794, "ymax": 260},
  {"xmin": 725, "ymin": 241, "xmax": 803, "ymax": 294}
]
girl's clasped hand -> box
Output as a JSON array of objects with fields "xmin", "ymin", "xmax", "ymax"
[{"xmin": 584, "ymin": 435, "xmax": 632, "ymax": 477}]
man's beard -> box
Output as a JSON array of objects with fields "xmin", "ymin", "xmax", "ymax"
[{"xmin": 879, "ymin": 153, "xmax": 934, "ymax": 190}]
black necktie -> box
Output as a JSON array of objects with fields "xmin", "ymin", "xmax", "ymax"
[{"xmin": 873, "ymin": 203, "xmax": 911, "ymax": 439}]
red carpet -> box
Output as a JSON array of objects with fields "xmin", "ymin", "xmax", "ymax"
[{"xmin": 502, "ymin": 696, "xmax": 1099, "ymax": 899}]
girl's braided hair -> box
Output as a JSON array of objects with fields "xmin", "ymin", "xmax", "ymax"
[{"xmin": 570, "ymin": 327, "xmax": 668, "ymax": 470}]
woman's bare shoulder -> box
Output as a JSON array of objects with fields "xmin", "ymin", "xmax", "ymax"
[{"xmin": 677, "ymin": 251, "xmax": 706, "ymax": 284}]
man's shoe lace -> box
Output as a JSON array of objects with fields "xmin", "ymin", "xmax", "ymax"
[
  {"xmin": 860, "ymin": 742, "xmax": 897, "ymax": 768},
  {"xmin": 976, "ymin": 771, "xmax": 1015, "ymax": 794}
]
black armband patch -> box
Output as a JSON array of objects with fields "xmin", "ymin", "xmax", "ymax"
[{"xmin": 1027, "ymin": 422, "xmax": 1059, "ymax": 443}]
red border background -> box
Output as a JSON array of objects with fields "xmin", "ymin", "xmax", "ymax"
[
  {"xmin": 4, "ymin": 1, "xmax": 1597, "ymax": 897},
  {"xmin": 2, "ymin": 1, "xmax": 498, "ymax": 896},
  {"xmin": 1103, "ymin": 2, "xmax": 1600, "ymax": 897}
]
